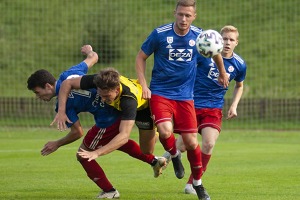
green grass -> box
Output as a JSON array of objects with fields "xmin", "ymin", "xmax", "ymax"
[{"xmin": 0, "ymin": 127, "xmax": 299, "ymax": 200}]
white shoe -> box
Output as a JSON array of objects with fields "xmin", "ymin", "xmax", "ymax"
[
  {"xmin": 152, "ymin": 157, "xmax": 166, "ymax": 178},
  {"xmin": 161, "ymin": 151, "xmax": 172, "ymax": 170},
  {"xmin": 184, "ymin": 184, "xmax": 197, "ymax": 195},
  {"xmin": 97, "ymin": 189, "xmax": 120, "ymax": 199}
]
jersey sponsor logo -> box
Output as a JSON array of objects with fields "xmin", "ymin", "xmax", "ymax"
[
  {"xmin": 169, "ymin": 49, "xmax": 193, "ymax": 61},
  {"xmin": 207, "ymin": 63, "xmax": 219, "ymax": 81}
]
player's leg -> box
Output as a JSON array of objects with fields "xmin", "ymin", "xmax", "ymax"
[
  {"xmin": 118, "ymin": 139, "xmax": 166, "ymax": 178},
  {"xmin": 201, "ymin": 127, "xmax": 219, "ymax": 171},
  {"xmin": 174, "ymin": 101, "xmax": 211, "ymax": 200},
  {"xmin": 136, "ymin": 107, "xmax": 157, "ymax": 154},
  {"xmin": 150, "ymin": 94, "xmax": 184, "ymax": 179},
  {"xmin": 138, "ymin": 129, "xmax": 157, "ymax": 154},
  {"xmin": 77, "ymin": 125, "xmax": 119, "ymax": 199}
]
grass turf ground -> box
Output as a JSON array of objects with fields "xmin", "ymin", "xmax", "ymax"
[{"xmin": 0, "ymin": 127, "xmax": 299, "ymax": 200}]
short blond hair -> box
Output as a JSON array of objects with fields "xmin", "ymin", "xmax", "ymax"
[
  {"xmin": 220, "ymin": 25, "xmax": 239, "ymax": 39},
  {"xmin": 176, "ymin": 0, "xmax": 196, "ymax": 10}
]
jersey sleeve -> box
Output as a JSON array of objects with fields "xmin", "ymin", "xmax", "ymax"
[
  {"xmin": 55, "ymin": 102, "xmax": 79, "ymax": 128},
  {"xmin": 80, "ymin": 74, "xmax": 97, "ymax": 90},
  {"xmin": 141, "ymin": 29, "xmax": 158, "ymax": 56},
  {"xmin": 119, "ymin": 96, "xmax": 138, "ymax": 120}
]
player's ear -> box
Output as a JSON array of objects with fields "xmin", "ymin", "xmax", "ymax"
[{"xmin": 44, "ymin": 83, "xmax": 52, "ymax": 89}]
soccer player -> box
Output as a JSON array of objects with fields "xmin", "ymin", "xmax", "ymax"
[
  {"xmin": 135, "ymin": 1, "xmax": 228, "ymax": 200},
  {"xmin": 53, "ymin": 67, "xmax": 159, "ymax": 157},
  {"xmin": 174, "ymin": 25, "xmax": 247, "ymax": 195},
  {"xmin": 27, "ymin": 45, "xmax": 166, "ymax": 199}
]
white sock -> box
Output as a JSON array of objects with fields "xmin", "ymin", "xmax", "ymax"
[{"xmin": 193, "ymin": 179, "xmax": 202, "ymax": 186}]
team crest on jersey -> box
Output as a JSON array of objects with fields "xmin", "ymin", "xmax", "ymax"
[
  {"xmin": 166, "ymin": 37, "xmax": 173, "ymax": 48},
  {"xmin": 189, "ymin": 39, "xmax": 196, "ymax": 46},
  {"xmin": 169, "ymin": 49, "xmax": 192, "ymax": 61},
  {"xmin": 228, "ymin": 65, "xmax": 234, "ymax": 72}
]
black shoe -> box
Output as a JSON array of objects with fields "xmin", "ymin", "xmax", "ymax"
[
  {"xmin": 193, "ymin": 184, "xmax": 211, "ymax": 200},
  {"xmin": 171, "ymin": 151, "xmax": 184, "ymax": 179}
]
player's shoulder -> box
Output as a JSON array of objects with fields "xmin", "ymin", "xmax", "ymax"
[
  {"xmin": 232, "ymin": 52, "xmax": 246, "ymax": 66},
  {"xmin": 190, "ymin": 25, "xmax": 203, "ymax": 35},
  {"xmin": 155, "ymin": 23, "xmax": 173, "ymax": 34}
]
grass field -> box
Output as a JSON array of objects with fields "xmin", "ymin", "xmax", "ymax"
[{"xmin": 0, "ymin": 127, "xmax": 299, "ymax": 200}]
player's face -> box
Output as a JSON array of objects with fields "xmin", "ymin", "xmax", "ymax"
[
  {"xmin": 221, "ymin": 32, "xmax": 238, "ymax": 58},
  {"xmin": 174, "ymin": 5, "xmax": 196, "ymax": 35},
  {"xmin": 33, "ymin": 85, "xmax": 55, "ymax": 101},
  {"xmin": 97, "ymin": 88, "xmax": 119, "ymax": 104}
]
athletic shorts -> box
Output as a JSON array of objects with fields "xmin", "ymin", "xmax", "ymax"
[
  {"xmin": 195, "ymin": 108, "xmax": 223, "ymax": 133},
  {"xmin": 135, "ymin": 107, "xmax": 154, "ymax": 130},
  {"xmin": 83, "ymin": 119, "xmax": 121, "ymax": 150},
  {"xmin": 150, "ymin": 94, "xmax": 197, "ymax": 134}
]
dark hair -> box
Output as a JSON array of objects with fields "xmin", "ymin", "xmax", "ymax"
[
  {"xmin": 27, "ymin": 69, "xmax": 56, "ymax": 90},
  {"xmin": 93, "ymin": 67, "xmax": 120, "ymax": 90}
]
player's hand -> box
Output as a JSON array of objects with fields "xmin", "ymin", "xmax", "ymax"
[
  {"xmin": 218, "ymin": 73, "xmax": 229, "ymax": 88},
  {"xmin": 226, "ymin": 107, "xmax": 237, "ymax": 120},
  {"xmin": 77, "ymin": 148, "xmax": 99, "ymax": 162},
  {"xmin": 81, "ymin": 45, "xmax": 93, "ymax": 55},
  {"xmin": 142, "ymin": 86, "xmax": 151, "ymax": 100},
  {"xmin": 50, "ymin": 112, "xmax": 72, "ymax": 131},
  {"xmin": 41, "ymin": 141, "xmax": 59, "ymax": 156}
]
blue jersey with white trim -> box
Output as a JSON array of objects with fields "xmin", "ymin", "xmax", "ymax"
[
  {"xmin": 54, "ymin": 62, "xmax": 120, "ymax": 128},
  {"xmin": 141, "ymin": 23, "xmax": 203, "ymax": 100},
  {"xmin": 194, "ymin": 53, "xmax": 247, "ymax": 108}
]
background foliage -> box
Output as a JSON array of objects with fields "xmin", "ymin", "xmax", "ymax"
[{"xmin": 0, "ymin": 0, "xmax": 299, "ymax": 129}]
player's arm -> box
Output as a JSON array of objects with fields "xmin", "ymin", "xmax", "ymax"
[
  {"xmin": 81, "ymin": 45, "xmax": 98, "ymax": 69},
  {"xmin": 77, "ymin": 97, "xmax": 137, "ymax": 161},
  {"xmin": 50, "ymin": 76, "xmax": 83, "ymax": 130},
  {"xmin": 227, "ymin": 81, "xmax": 244, "ymax": 120},
  {"xmin": 135, "ymin": 50, "xmax": 151, "ymax": 99},
  {"xmin": 212, "ymin": 54, "xmax": 229, "ymax": 88},
  {"xmin": 41, "ymin": 120, "xmax": 84, "ymax": 156}
]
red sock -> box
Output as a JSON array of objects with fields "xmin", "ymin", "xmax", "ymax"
[
  {"xmin": 187, "ymin": 145, "xmax": 203, "ymax": 181},
  {"xmin": 118, "ymin": 139, "xmax": 155, "ymax": 165},
  {"xmin": 187, "ymin": 173, "xmax": 193, "ymax": 184},
  {"xmin": 159, "ymin": 134, "xmax": 177, "ymax": 156},
  {"xmin": 201, "ymin": 153, "xmax": 211, "ymax": 173},
  {"xmin": 79, "ymin": 159, "xmax": 113, "ymax": 192}
]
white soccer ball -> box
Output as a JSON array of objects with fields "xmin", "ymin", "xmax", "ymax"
[{"xmin": 196, "ymin": 29, "xmax": 224, "ymax": 58}]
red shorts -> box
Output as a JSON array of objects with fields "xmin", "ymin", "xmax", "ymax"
[
  {"xmin": 83, "ymin": 119, "xmax": 121, "ymax": 150},
  {"xmin": 195, "ymin": 108, "xmax": 223, "ymax": 133},
  {"xmin": 150, "ymin": 94, "xmax": 197, "ymax": 134}
]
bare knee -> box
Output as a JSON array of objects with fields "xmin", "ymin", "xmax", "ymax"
[{"xmin": 202, "ymin": 140, "xmax": 215, "ymax": 154}]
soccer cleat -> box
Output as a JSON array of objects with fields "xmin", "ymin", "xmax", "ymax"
[
  {"xmin": 162, "ymin": 151, "xmax": 172, "ymax": 170},
  {"xmin": 152, "ymin": 157, "xmax": 166, "ymax": 178},
  {"xmin": 193, "ymin": 184, "xmax": 211, "ymax": 200},
  {"xmin": 97, "ymin": 189, "xmax": 120, "ymax": 199},
  {"xmin": 184, "ymin": 183, "xmax": 197, "ymax": 195},
  {"xmin": 171, "ymin": 150, "xmax": 185, "ymax": 179}
]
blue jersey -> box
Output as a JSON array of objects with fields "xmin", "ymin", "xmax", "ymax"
[
  {"xmin": 54, "ymin": 62, "xmax": 120, "ymax": 128},
  {"xmin": 194, "ymin": 53, "xmax": 247, "ymax": 109},
  {"xmin": 141, "ymin": 23, "xmax": 203, "ymax": 100}
]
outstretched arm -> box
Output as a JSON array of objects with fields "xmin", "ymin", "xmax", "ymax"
[
  {"xmin": 212, "ymin": 54, "xmax": 229, "ymax": 88},
  {"xmin": 227, "ymin": 81, "xmax": 244, "ymax": 120},
  {"xmin": 77, "ymin": 119, "xmax": 134, "ymax": 161},
  {"xmin": 136, "ymin": 50, "xmax": 151, "ymax": 99},
  {"xmin": 81, "ymin": 45, "xmax": 98, "ymax": 69},
  {"xmin": 42, "ymin": 120, "xmax": 84, "ymax": 156}
]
